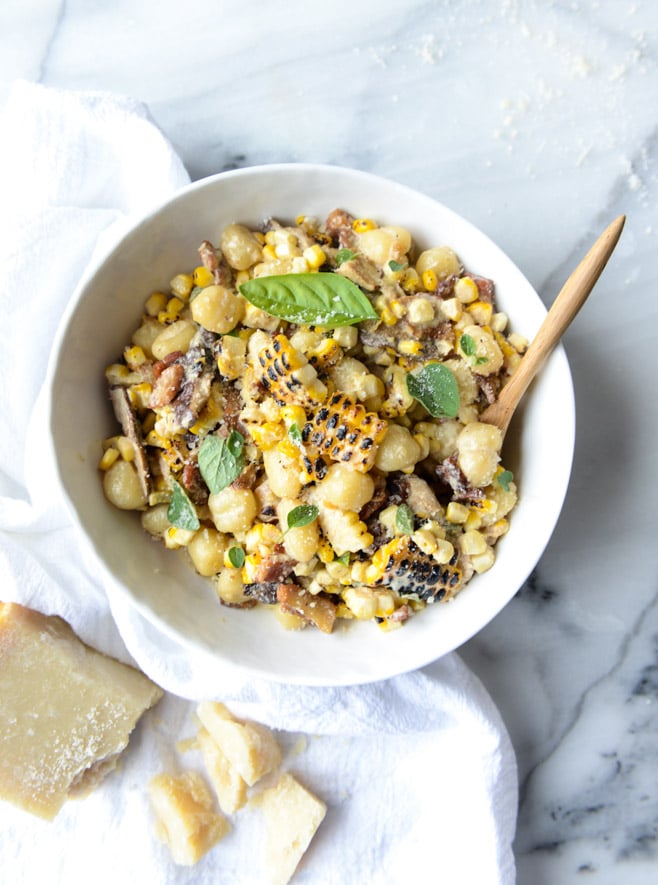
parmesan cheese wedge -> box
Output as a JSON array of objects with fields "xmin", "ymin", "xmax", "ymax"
[{"xmin": 0, "ymin": 602, "xmax": 162, "ymax": 820}]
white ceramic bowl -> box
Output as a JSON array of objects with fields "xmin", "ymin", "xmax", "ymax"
[{"xmin": 46, "ymin": 164, "xmax": 575, "ymax": 686}]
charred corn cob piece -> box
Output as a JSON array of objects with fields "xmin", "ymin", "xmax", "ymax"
[
  {"xmin": 256, "ymin": 334, "xmax": 327, "ymax": 407},
  {"xmin": 366, "ymin": 536, "xmax": 463, "ymax": 602},
  {"xmin": 307, "ymin": 337, "xmax": 342, "ymax": 371},
  {"xmin": 300, "ymin": 392, "xmax": 387, "ymax": 479}
]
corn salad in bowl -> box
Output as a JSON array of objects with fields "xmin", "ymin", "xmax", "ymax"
[
  {"xmin": 48, "ymin": 164, "xmax": 574, "ymax": 684},
  {"xmin": 100, "ymin": 208, "xmax": 525, "ymax": 634}
]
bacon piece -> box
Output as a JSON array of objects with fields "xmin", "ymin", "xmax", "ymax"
[
  {"xmin": 276, "ymin": 584, "xmax": 337, "ymax": 634},
  {"xmin": 148, "ymin": 363, "xmax": 184, "ymax": 408}
]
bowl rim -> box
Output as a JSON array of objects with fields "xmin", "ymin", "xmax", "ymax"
[{"xmin": 45, "ymin": 162, "xmax": 575, "ymax": 685}]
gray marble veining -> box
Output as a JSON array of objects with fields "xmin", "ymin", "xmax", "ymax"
[{"xmin": 1, "ymin": 0, "xmax": 657, "ymax": 881}]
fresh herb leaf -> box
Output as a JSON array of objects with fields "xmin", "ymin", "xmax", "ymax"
[
  {"xmin": 388, "ymin": 259, "xmax": 407, "ymax": 272},
  {"xmin": 396, "ymin": 503, "xmax": 415, "ymax": 535},
  {"xmin": 167, "ymin": 480, "xmax": 200, "ymax": 531},
  {"xmin": 498, "ymin": 470, "xmax": 514, "ymax": 492},
  {"xmin": 335, "ymin": 248, "xmax": 356, "ymax": 266},
  {"xmin": 288, "ymin": 422, "xmax": 303, "ymax": 445},
  {"xmin": 334, "ymin": 552, "xmax": 350, "ymax": 566},
  {"xmin": 227, "ymin": 546, "xmax": 246, "ymax": 568},
  {"xmin": 406, "ymin": 364, "xmax": 460, "ymax": 418},
  {"xmin": 198, "ymin": 431, "xmax": 245, "ymax": 495},
  {"xmin": 460, "ymin": 333, "xmax": 489, "ymax": 366},
  {"xmin": 460, "ymin": 333, "xmax": 477, "ymax": 357},
  {"xmin": 239, "ymin": 273, "xmax": 378, "ymax": 327},
  {"xmin": 285, "ymin": 504, "xmax": 319, "ymax": 533}
]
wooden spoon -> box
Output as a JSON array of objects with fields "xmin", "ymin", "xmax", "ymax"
[{"xmin": 479, "ymin": 214, "xmax": 626, "ymax": 438}]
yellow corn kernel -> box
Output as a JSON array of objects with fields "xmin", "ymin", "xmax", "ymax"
[
  {"xmin": 249, "ymin": 422, "xmax": 284, "ymax": 451},
  {"xmin": 169, "ymin": 273, "xmax": 194, "ymax": 300},
  {"xmin": 192, "ymin": 265, "xmax": 214, "ymax": 288},
  {"xmin": 401, "ymin": 268, "xmax": 421, "ymax": 292},
  {"xmin": 302, "ymin": 244, "xmax": 326, "ymax": 269},
  {"xmin": 379, "ymin": 307, "xmax": 397, "ymax": 326},
  {"xmin": 281, "ymin": 405, "xmax": 306, "ymax": 429},
  {"xmin": 468, "ymin": 301, "xmax": 493, "ymax": 326},
  {"xmin": 471, "ymin": 497, "xmax": 498, "ymax": 515},
  {"xmin": 390, "ymin": 299, "xmax": 406, "ymax": 319},
  {"xmin": 308, "ymin": 337, "xmax": 342, "ymax": 369},
  {"xmin": 277, "ymin": 438, "xmax": 300, "ymax": 459},
  {"xmin": 105, "ymin": 363, "xmax": 131, "ymax": 385},
  {"xmin": 508, "ymin": 332, "xmax": 529, "ymax": 353},
  {"xmin": 157, "ymin": 296, "xmax": 184, "ymax": 324},
  {"xmin": 144, "ymin": 291, "xmax": 168, "ymax": 317},
  {"xmin": 245, "ymin": 522, "xmax": 281, "ymax": 554},
  {"xmin": 262, "ymin": 244, "xmax": 277, "ymax": 261},
  {"xmin": 116, "ymin": 436, "xmax": 135, "ymax": 461},
  {"xmin": 352, "ymin": 218, "xmax": 377, "ymax": 233},
  {"xmin": 490, "ymin": 311, "xmax": 508, "ymax": 333},
  {"xmin": 459, "ymin": 530, "xmax": 488, "ymax": 556},
  {"xmin": 145, "ymin": 429, "xmax": 169, "ymax": 448},
  {"xmin": 343, "ymin": 587, "xmax": 378, "ymax": 620},
  {"xmin": 471, "ymin": 546, "xmax": 496, "ymax": 573},
  {"xmin": 350, "ymin": 560, "xmax": 369, "ymax": 584},
  {"xmin": 375, "ymin": 590, "xmax": 396, "ymax": 617},
  {"xmin": 464, "ymin": 509, "xmax": 482, "ymax": 531},
  {"xmin": 123, "ymin": 345, "xmax": 147, "ymax": 370},
  {"xmin": 433, "ymin": 539, "xmax": 455, "ymax": 564},
  {"xmin": 317, "ymin": 540, "xmax": 335, "ymax": 564},
  {"xmin": 377, "ymin": 616, "xmax": 405, "ymax": 632},
  {"xmin": 398, "ymin": 339, "xmax": 423, "ymax": 356},
  {"xmin": 446, "ymin": 502, "xmax": 469, "ymax": 524},
  {"xmin": 412, "ymin": 529, "xmax": 438, "ymax": 556},
  {"xmin": 188, "ymin": 398, "xmax": 222, "ymax": 435},
  {"xmin": 163, "ymin": 526, "xmax": 197, "ymax": 549},
  {"xmin": 242, "ymin": 554, "xmax": 260, "ymax": 584},
  {"xmin": 98, "ymin": 447, "xmax": 119, "ymax": 470},
  {"xmin": 335, "ymin": 603, "xmax": 355, "ymax": 620},
  {"xmin": 441, "ymin": 298, "xmax": 462, "ymax": 322},
  {"xmin": 412, "ymin": 433, "xmax": 431, "ymax": 461},
  {"xmin": 454, "ymin": 276, "xmax": 479, "ymax": 304},
  {"xmin": 148, "ymin": 490, "xmax": 171, "ymax": 506},
  {"xmin": 421, "ymin": 269, "xmax": 438, "ymax": 292},
  {"xmin": 128, "ymin": 382, "xmax": 153, "ymax": 410}
]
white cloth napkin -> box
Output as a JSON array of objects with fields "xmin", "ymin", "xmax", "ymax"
[{"xmin": 0, "ymin": 80, "xmax": 518, "ymax": 884}]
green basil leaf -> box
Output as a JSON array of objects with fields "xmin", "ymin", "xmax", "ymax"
[
  {"xmin": 388, "ymin": 259, "xmax": 407, "ymax": 272},
  {"xmin": 227, "ymin": 546, "xmax": 246, "ymax": 568},
  {"xmin": 497, "ymin": 470, "xmax": 514, "ymax": 492},
  {"xmin": 198, "ymin": 431, "xmax": 245, "ymax": 495},
  {"xmin": 288, "ymin": 423, "xmax": 303, "ymax": 445},
  {"xmin": 286, "ymin": 504, "xmax": 319, "ymax": 532},
  {"xmin": 239, "ymin": 273, "xmax": 378, "ymax": 327},
  {"xmin": 335, "ymin": 248, "xmax": 356, "ymax": 266},
  {"xmin": 406, "ymin": 364, "xmax": 460, "ymax": 418},
  {"xmin": 396, "ymin": 503, "xmax": 415, "ymax": 535},
  {"xmin": 167, "ymin": 480, "xmax": 200, "ymax": 531}
]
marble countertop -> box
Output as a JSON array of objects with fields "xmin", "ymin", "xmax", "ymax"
[{"xmin": 1, "ymin": 1, "xmax": 657, "ymax": 882}]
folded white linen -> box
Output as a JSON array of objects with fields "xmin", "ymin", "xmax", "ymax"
[{"xmin": 0, "ymin": 80, "xmax": 518, "ymax": 884}]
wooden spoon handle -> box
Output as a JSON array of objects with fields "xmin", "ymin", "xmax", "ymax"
[{"xmin": 480, "ymin": 214, "xmax": 626, "ymax": 437}]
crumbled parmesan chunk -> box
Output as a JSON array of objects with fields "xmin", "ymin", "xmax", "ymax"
[
  {"xmin": 148, "ymin": 771, "xmax": 230, "ymax": 865},
  {"xmin": 197, "ymin": 725, "xmax": 248, "ymax": 814},
  {"xmin": 0, "ymin": 602, "xmax": 162, "ymax": 820},
  {"xmin": 258, "ymin": 772, "xmax": 326, "ymax": 885},
  {"xmin": 196, "ymin": 701, "xmax": 281, "ymax": 787}
]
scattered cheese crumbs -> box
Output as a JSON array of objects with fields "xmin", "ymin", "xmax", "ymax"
[
  {"xmin": 196, "ymin": 701, "xmax": 282, "ymax": 787},
  {"xmin": 197, "ymin": 725, "xmax": 248, "ymax": 814},
  {"xmin": 148, "ymin": 771, "xmax": 230, "ymax": 866},
  {"xmin": 0, "ymin": 602, "xmax": 162, "ymax": 820},
  {"xmin": 259, "ymin": 772, "xmax": 327, "ymax": 885}
]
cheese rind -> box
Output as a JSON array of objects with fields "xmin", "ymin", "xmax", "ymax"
[
  {"xmin": 196, "ymin": 701, "xmax": 282, "ymax": 787},
  {"xmin": 0, "ymin": 602, "xmax": 162, "ymax": 820},
  {"xmin": 260, "ymin": 772, "xmax": 327, "ymax": 885},
  {"xmin": 148, "ymin": 771, "xmax": 230, "ymax": 865}
]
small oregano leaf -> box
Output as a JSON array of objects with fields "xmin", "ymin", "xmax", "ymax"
[
  {"xmin": 498, "ymin": 470, "xmax": 514, "ymax": 492},
  {"xmin": 335, "ymin": 248, "xmax": 356, "ymax": 266},
  {"xmin": 167, "ymin": 480, "xmax": 200, "ymax": 531},
  {"xmin": 227, "ymin": 546, "xmax": 246, "ymax": 568},
  {"xmin": 396, "ymin": 503, "xmax": 415, "ymax": 535},
  {"xmin": 285, "ymin": 504, "xmax": 319, "ymax": 533}
]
